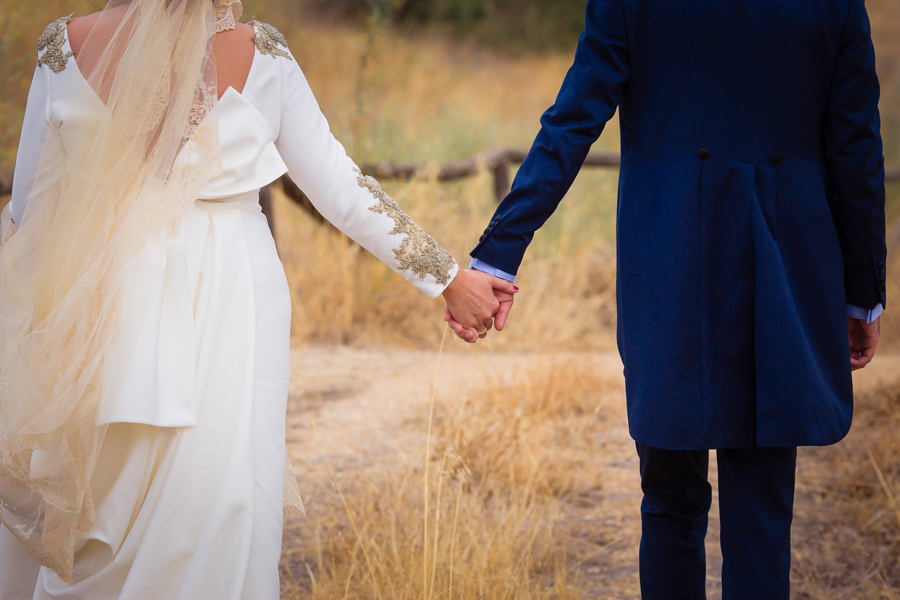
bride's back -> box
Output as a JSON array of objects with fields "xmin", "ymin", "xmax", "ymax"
[
  {"xmin": 211, "ymin": 23, "xmax": 255, "ymax": 99},
  {"xmin": 67, "ymin": 9, "xmax": 256, "ymax": 101}
]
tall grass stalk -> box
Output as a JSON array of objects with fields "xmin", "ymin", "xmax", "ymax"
[{"xmin": 422, "ymin": 325, "xmax": 448, "ymax": 600}]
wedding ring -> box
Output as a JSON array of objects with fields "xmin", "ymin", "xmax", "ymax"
[{"xmin": 478, "ymin": 329, "xmax": 488, "ymax": 335}]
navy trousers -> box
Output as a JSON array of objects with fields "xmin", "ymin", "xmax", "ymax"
[{"xmin": 636, "ymin": 443, "xmax": 797, "ymax": 600}]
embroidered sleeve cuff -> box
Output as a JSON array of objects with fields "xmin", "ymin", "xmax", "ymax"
[
  {"xmin": 469, "ymin": 258, "xmax": 516, "ymax": 282},
  {"xmin": 846, "ymin": 303, "xmax": 883, "ymax": 323}
]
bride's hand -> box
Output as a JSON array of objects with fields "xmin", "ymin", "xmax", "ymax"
[
  {"xmin": 445, "ymin": 286, "xmax": 516, "ymax": 343},
  {"xmin": 442, "ymin": 269, "xmax": 517, "ymax": 343}
]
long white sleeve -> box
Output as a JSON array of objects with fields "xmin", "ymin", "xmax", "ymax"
[
  {"xmin": 10, "ymin": 65, "xmax": 53, "ymax": 228},
  {"xmin": 273, "ymin": 54, "xmax": 458, "ymax": 299}
]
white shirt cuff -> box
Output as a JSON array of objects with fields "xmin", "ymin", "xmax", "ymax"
[
  {"xmin": 469, "ymin": 258, "xmax": 516, "ymax": 282},
  {"xmin": 846, "ymin": 303, "xmax": 883, "ymax": 323}
]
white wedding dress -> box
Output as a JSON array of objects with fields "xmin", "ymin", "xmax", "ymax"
[{"xmin": 0, "ymin": 18, "xmax": 457, "ymax": 600}]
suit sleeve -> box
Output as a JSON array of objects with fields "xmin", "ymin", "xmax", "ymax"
[
  {"xmin": 824, "ymin": 0, "xmax": 886, "ymax": 310},
  {"xmin": 469, "ymin": 0, "xmax": 629, "ymax": 275},
  {"xmin": 274, "ymin": 55, "xmax": 458, "ymax": 299}
]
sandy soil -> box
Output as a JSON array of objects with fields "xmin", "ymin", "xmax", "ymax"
[{"xmin": 283, "ymin": 346, "xmax": 900, "ymax": 599}]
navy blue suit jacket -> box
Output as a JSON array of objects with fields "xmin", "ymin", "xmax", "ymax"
[{"xmin": 471, "ymin": 0, "xmax": 887, "ymax": 449}]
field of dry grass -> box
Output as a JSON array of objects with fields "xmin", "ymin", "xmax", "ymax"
[
  {"xmin": 1, "ymin": 1, "xmax": 899, "ymax": 598},
  {"xmin": 271, "ymin": 2, "xmax": 900, "ymax": 353},
  {"xmin": 269, "ymin": 6, "xmax": 900, "ymax": 598},
  {"xmin": 273, "ymin": 22, "xmax": 900, "ymax": 355},
  {"xmin": 280, "ymin": 347, "xmax": 900, "ymax": 599}
]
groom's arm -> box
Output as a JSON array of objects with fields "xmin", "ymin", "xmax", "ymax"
[
  {"xmin": 825, "ymin": 0, "xmax": 887, "ymax": 312},
  {"xmin": 469, "ymin": 0, "xmax": 630, "ymax": 275}
]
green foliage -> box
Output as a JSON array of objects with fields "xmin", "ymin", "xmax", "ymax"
[
  {"xmin": 398, "ymin": 0, "xmax": 587, "ymax": 51},
  {"xmin": 305, "ymin": 0, "xmax": 589, "ymax": 51}
]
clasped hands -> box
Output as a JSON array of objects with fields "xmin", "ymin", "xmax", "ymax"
[
  {"xmin": 443, "ymin": 270, "xmax": 886, "ymax": 362},
  {"xmin": 441, "ymin": 269, "xmax": 518, "ymax": 343}
]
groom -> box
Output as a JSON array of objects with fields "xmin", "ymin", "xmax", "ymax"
[{"xmin": 451, "ymin": 0, "xmax": 887, "ymax": 597}]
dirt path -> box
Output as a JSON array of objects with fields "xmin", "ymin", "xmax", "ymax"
[{"xmin": 283, "ymin": 346, "xmax": 900, "ymax": 599}]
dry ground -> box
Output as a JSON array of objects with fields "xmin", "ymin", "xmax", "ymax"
[{"xmin": 281, "ymin": 345, "xmax": 900, "ymax": 599}]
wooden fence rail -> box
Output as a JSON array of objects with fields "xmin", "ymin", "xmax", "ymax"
[
  {"xmin": 269, "ymin": 148, "xmax": 620, "ymax": 239},
  {"xmin": 357, "ymin": 147, "xmax": 621, "ymax": 203},
  {"xmin": 2, "ymin": 152, "xmax": 900, "ymax": 244},
  {"xmin": 280, "ymin": 150, "xmax": 900, "ymax": 244}
]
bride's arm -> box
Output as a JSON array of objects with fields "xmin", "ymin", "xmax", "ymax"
[
  {"xmin": 273, "ymin": 53, "xmax": 459, "ymax": 299},
  {"xmin": 8, "ymin": 64, "xmax": 53, "ymax": 229},
  {"xmin": 267, "ymin": 28, "xmax": 516, "ymax": 334}
]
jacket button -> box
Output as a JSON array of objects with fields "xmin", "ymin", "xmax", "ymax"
[
  {"xmin": 479, "ymin": 235, "xmax": 486, "ymax": 242},
  {"xmin": 697, "ymin": 148, "xmax": 710, "ymax": 160},
  {"xmin": 484, "ymin": 228, "xmax": 491, "ymax": 235},
  {"xmin": 878, "ymin": 262, "xmax": 885, "ymax": 270},
  {"xmin": 771, "ymin": 154, "xmax": 783, "ymax": 165}
]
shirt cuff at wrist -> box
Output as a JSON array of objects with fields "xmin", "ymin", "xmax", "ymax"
[
  {"xmin": 469, "ymin": 258, "xmax": 516, "ymax": 282},
  {"xmin": 846, "ymin": 303, "xmax": 883, "ymax": 323}
]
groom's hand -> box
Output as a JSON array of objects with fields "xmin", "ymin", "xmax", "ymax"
[
  {"xmin": 445, "ymin": 283, "xmax": 518, "ymax": 343},
  {"xmin": 848, "ymin": 316, "xmax": 879, "ymax": 371},
  {"xmin": 492, "ymin": 288, "xmax": 516, "ymax": 331},
  {"xmin": 442, "ymin": 269, "xmax": 518, "ymax": 343}
]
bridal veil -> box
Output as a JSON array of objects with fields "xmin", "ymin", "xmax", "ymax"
[{"xmin": 0, "ymin": 0, "xmax": 240, "ymax": 581}]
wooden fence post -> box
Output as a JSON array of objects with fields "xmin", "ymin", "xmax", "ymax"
[
  {"xmin": 259, "ymin": 184, "xmax": 276, "ymax": 243},
  {"xmin": 491, "ymin": 161, "xmax": 510, "ymax": 202},
  {"xmin": 280, "ymin": 174, "xmax": 326, "ymax": 224}
]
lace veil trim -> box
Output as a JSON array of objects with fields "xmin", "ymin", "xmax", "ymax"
[{"xmin": 214, "ymin": 0, "xmax": 243, "ymax": 33}]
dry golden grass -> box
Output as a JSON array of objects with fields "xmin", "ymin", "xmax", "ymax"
[
  {"xmin": 267, "ymin": 15, "xmax": 623, "ymax": 352},
  {"xmin": 431, "ymin": 363, "xmax": 615, "ymax": 498},
  {"xmin": 268, "ymin": 12, "xmax": 900, "ymax": 353},
  {"xmin": 272, "ymin": 175, "xmax": 619, "ymax": 351},
  {"xmin": 280, "ymin": 349, "xmax": 900, "ymax": 599},
  {"xmin": 280, "ymin": 354, "xmax": 629, "ymax": 600},
  {"xmin": 281, "ymin": 469, "xmax": 578, "ymax": 600},
  {"xmin": 790, "ymin": 383, "xmax": 900, "ymax": 599}
]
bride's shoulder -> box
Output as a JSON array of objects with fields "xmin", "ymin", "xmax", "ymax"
[
  {"xmin": 246, "ymin": 20, "xmax": 293, "ymax": 61},
  {"xmin": 36, "ymin": 14, "xmax": 75, "ymax": 73},
  {"xmin": 65, "ymin": 13, "xmax": 99, "ymax": 46},
  {"xmin": 66, "ymin": 7, "xmax": 129, "ymax": 59},
  {"xmin": 63, "ymin": 14, "xmax": 98, "ymax": 62},
  {"xmin": 36, "ymin": 10, "xmax": 105, "ymax": 72}
]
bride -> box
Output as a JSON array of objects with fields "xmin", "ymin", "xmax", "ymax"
[{"xmin": 0, "ymin": 1, "xmax": 513, "ymax": 597}]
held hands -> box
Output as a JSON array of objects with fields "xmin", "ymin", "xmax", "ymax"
[
  {"xmin": 848, "ymin": 316, "xmax": 880, "ymax": 371},
  {"xmin": 441, "ymin": 269, "xmax": 518, "ymax": 343},
  {"xmin": 445, "ymin": 276, "xmax": 887, "ymax": 355}
]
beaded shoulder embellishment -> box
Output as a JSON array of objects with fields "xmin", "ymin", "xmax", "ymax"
[
  {"xmin": 249, "ymin": 21, "xmax": 293, "ymax": 61},
  {"xmin": 37, "ymin": 14, "xmax": 74, "ymax": 73},
  {"xmin": 354, "ymin": 167, "xmax": 456, "ymax": 285}
]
